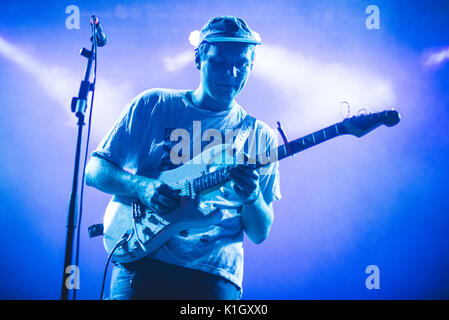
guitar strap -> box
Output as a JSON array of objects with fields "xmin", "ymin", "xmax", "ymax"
[{"xmin": 232, "ymin": 113, "xmax": 256, "ymax": 161}]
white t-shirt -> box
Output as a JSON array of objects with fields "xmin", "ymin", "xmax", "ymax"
[{"xmin": 93, "ymin": 88, "xmax": 281, "ymax": 295}]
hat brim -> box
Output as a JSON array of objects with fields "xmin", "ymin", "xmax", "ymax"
[{"xmin": 202, "ymin": 36, "xmax": 261, "ymax": 45}]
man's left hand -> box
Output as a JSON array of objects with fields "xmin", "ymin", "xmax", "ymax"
[{"xmin": 230, "ymin": 164, "xmax": 260, "ymax": 205}]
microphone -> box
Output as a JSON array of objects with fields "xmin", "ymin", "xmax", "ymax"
[{"xmin": 90, "ymin": 15, "xmax": 107, "ymax": 47}]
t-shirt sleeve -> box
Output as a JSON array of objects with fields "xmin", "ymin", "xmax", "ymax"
[
  {"xmin": 257, "ymin": 127, "xmax": 282, "ymax": 204},
  {"xmin": 91, "ymin": 92, "xmax": 154, "ymax": 172}
]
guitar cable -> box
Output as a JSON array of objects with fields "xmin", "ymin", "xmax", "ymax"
[{"xmin": 100, "ymin": 231, "xmax": 133, "ymax": 300}]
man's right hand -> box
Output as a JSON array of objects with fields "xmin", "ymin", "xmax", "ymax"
[{"xmin": 137, "ymin": 178, "xmax": 181, "ymax": 215}]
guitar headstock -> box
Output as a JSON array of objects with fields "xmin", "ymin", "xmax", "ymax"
[{"xmin": 341, "ymin": 109, "xmax": 401, "ymax": 137}]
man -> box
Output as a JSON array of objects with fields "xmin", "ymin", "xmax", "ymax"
[{"xmin": 85, "ymin": 16, "xmax": 281, "ymax": 300}]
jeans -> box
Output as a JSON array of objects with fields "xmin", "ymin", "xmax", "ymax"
[{"xmin": 107, "ymin": 258, "xmax": 241, "ymax": 300}]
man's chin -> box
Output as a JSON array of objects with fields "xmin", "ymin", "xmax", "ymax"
[
  {"xmin": 215, "ymin": 97, "xmax": 236, "ymax": 108},
  {"xmin": 212, "ymin": 90, "xmax": 237, "ymax": 104}
]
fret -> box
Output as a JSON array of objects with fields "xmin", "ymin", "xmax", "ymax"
[
  {"xmin": 309, "ymin": 135, "xmax": 315, "ymax": 146},
  {"xmin": 205, "ymin": 175, "xmax": 210, "ymax": 189},
  {"xmin": 329, "ymin": 125, "xmax": 339, "ymax": 139},
  {"xmin": 323, "ymin": 125, "xmax": 336, "ymax": 140},
  {"xmin": 314, "ymin": 131, "xmax": 321, "ymax": 144},
  {"xmin": 193, "ymin": 178, "xmax": 198, "ymax": 193},
  {"xmin": 200, "ymin": 176, "xmax": 205, "ymax": 191},
  {"xmin": 304, "ymin": 135, "xmax": 313, "ymax": 147},
  {"xmin": 220, "ymin": 169, "xmax": 225, "ymax": 183},
  {"xmin": 324, "ymin": 126, "xmax": 332, "ymax": 140}
]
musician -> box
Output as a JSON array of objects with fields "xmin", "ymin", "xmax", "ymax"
[{"xmin": 85, "ymin": 16, "xmax": 281, "ymax": 300}]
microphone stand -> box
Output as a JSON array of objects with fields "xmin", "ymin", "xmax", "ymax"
[{"xmin": 61, "ymin": 21, "xmax": 98, "ymax": 300}]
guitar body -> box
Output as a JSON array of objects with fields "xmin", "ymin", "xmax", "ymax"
[{"xmin": 103, "ymin": 143, "xmax": 242, "ymax": 263}]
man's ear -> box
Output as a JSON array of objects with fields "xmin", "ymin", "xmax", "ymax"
[{"xmin": 194, "ymin": 50, "xmax": 201, "ymax": 70}]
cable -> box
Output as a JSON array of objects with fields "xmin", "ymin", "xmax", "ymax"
[
  {"xmin": 100, "ymin": 231, "xmax": 133, "ymax": 300},
  {"xmin": 100, "ymin": 242, "xmax": 119, "ymax": 300}
]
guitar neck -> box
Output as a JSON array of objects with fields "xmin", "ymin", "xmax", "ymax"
[{"xmin": 191, "ymin": 122, "xmax": 346, "ymax": 194}]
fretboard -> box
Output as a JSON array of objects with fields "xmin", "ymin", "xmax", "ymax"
[{"xmin": 192, "ymin": 167, "xmax": 228, "ymax": 194}]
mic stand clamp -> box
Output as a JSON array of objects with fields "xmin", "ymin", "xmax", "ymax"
[{"xmin": 71, "ymin": 47, "xmax": 96, "ymax": 118}]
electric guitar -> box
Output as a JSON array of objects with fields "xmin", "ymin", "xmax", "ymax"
[{"xmin": 103, "ymin": 109, "xmax": 400, "ymax": 263}]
